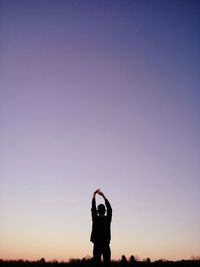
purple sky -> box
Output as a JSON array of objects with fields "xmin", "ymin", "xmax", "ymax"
[{"xmin": 1, "ymin": 0, "xmax": 200, "ymax": 262}]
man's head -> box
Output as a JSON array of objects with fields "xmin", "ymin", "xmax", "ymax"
[{"xmin": 97, "ymin": 204, "xmax": 106, "ymax": 216}]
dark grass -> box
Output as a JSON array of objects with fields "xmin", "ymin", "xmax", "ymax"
[{"xmin": 0, "ymin": 259, "xmax": 200, "ymax": 267}]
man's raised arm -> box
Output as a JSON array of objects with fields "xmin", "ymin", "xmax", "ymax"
[{"xmin": 91, "ymin": 189, "xmax": 100, "ymax": 220}]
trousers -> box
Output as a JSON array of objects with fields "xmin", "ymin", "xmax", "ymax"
[{"xmin": 93, "ymin": 243, "xmax": 111, "ymax": 267}]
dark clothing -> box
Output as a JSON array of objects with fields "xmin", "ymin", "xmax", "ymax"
[
  {"xmin": 90, "ymin": 198, "xmax": 112, "ymax": 267},
  {"xmin": 90, "ymin": 198, "xmax": 112, "ymax": 244},
  {"xmin": 93, "ymin": 243, "xmax": 111, "ymax": 267}
]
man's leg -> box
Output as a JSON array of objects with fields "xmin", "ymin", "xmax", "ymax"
[
  {"xmin": 103, "ymin": 244, "xmax": 111, "ymax": 267},
  {"xmin": 93, "ymin": 243, "xmax": 101, "ymax": 267}
]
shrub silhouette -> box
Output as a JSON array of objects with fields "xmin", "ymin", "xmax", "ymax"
[{"xmin": 0, "ymin": 258, "xmax": 200, "ymax": 267}]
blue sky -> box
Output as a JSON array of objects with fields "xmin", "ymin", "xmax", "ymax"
[{"xmin": 0, "ymin": 0, "xmax": 200, "ymax": 261}]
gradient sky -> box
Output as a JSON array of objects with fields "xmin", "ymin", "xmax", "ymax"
[{"xmin": 0, "ymin": 0, "xmax": 200, "ymax": 262}]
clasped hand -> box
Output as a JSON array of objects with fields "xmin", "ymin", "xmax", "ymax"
[{"xmin": 93, "ymin": 188, "xmax": 105, "ymax": 197}]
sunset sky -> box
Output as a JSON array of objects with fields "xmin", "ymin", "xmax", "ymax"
[{"xmin": 0, "ymin": 0, "xmax": 200, "ymax": 262}]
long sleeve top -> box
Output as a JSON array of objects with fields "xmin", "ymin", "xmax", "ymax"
[{"xmin": 90, "ymin": 197, "xmax": 112, "ymax": 244}]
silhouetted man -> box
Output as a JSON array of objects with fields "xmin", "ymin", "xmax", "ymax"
[{"xmin": 90, "ymin": 189, "xmax": 112, "ymax": 267}]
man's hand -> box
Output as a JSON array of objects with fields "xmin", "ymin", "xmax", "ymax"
[
  {"xmin": 94, "ymin": 189, "xmax": 100, "ymax": 194},
  {"xmin": 93, "ymin": 188, "xmax": 100, "ymax": 198},
  {"xmin": 98, "ymin": 190, "xmax": 106, "ymax": 199}
]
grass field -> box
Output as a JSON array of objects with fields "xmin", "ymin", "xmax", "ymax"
[{"xmin": 1, "ymin": 258, "xmax": 200, "ymax": 267}]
